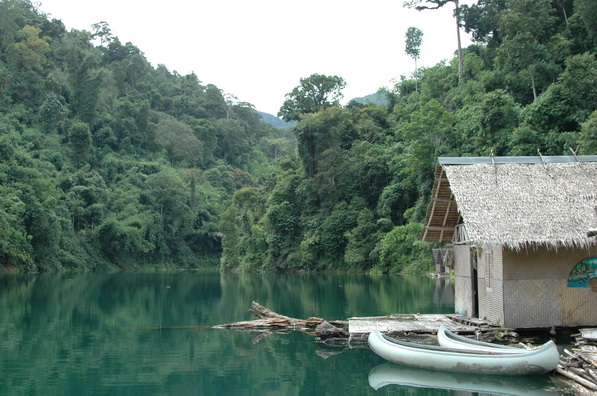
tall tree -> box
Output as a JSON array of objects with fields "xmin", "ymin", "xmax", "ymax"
[
  {"xmin": 459, "ymin": 0, "xmax": 507, "ymax": 45},
  {"xmin": 91, "ymin": 21, "xmax": 113, "ymax": 46},
  {"xmin": 405, "ymin": 26, "xmax": 424, "ymax": 91},
  {"xmin": 404, "ymin": 0, "xmax": 464, "ymax": 84},
  {"xmin": 278, "ymin": 74, "xmax": 346, "ymax": 121}
]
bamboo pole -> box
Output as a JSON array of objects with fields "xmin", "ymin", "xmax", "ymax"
[{"xmin": 556, "ymin": 366, "xmax": 597, "ymax": 392}]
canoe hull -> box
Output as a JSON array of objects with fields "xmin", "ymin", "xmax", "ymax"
[
  {"xmin": 368, "ymin": 330, "xmax": 559, "ymax": 375},
  {"xmin": 437, "ymin": 326, "xmax": 528, "ymax": 353}
]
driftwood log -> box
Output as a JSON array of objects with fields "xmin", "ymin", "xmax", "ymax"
[{"xmin": 213, "ymin": 301, "xmax": 349, "ymax": 341}]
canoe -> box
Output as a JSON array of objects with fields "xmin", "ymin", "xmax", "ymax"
[
  {"xmin": 368, "ymin": 363, "xmax": 556, "ymax": 395},
  {"xmin": 368, "ymin": 330, "xmax": 560, "ymax": 375},
  {"xmin": 437, "ymin": 325, "xmax": 532, "ymax": 353}
]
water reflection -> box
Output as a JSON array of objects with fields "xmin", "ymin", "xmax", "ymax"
[
  {"xmin": 0, "ymin": 272, "xmax": 473, "ymax": 395},
  {"xmin": 433, "ymin": 277, "xmax": 454, "ymax": 306},
  {"xmin": 217, "ymin": 273, "xmax": 456, "ymax": 320},
  {"xmin": 369, "ymin": 363, "xmax": 557, "ymax": 395}
]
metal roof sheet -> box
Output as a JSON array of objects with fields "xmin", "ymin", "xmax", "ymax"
[{"xmin": 438, "ymin": 155, "xmax": 597, "ymax": 165}]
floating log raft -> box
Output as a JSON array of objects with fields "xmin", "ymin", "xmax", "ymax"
[
  {"xmin": 213, "ymin": 301, "xmax": 349, "ymax": 341},
  {"xmin": 213, "ymin": 302, "xmax": 513, "ymax": 344},
  {"xmin": 556, "ymin": 328, "xmax": 597, "ymax": 395}
]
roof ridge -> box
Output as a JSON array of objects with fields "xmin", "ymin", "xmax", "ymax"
[{"xmin": 439, "ymin": 155, "xmax": 597, "ymax": 165}]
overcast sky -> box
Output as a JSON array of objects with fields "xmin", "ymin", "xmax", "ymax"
[{"xmin": 38, "ymin": 0, "xmax": 473, "ymax": 115}]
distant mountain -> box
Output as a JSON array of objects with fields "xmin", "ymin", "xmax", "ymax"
[
  {"xmin": 258, "ymin": 111, "xmax": 297, "ymax": 129},
  {"xmin": 350, "ymin": 92, "xmax": 388, "ymax": 106},
  {"xmin": 258, "ymin": 92, "xmax": 386, "ymax": 128}
]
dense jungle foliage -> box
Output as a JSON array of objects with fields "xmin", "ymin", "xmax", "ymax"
[
  {"xmin": 0, "ymin": 0, "xmax": 596, "ymax": 273},
  {"xmin": 0, "ymin": 0, "xmax": 297, "ymax": 271}
]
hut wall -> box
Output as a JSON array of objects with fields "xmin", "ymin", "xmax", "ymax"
[
  {"xmin": 453, "ymin": 244, "xmax": 474, "ymax": 317},
  {"xmin": 502, "ymin": 246, "xmax": 597, "ymax": 328},
  {"xmin": 477, "ymin": 245, "xmax": 505, "ymax": 325}
]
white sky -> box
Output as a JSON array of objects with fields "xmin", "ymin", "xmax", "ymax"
[{"xmin": 38, "ymin": 0, "xmax": 473, "ymax": 115}]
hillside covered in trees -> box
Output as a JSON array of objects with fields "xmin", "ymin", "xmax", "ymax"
[
  {"xmin": 0, "ymin": 0, "xmax": 595, "ymax": 273},
  {"xmin": 0, "ymin": 0, "xmax": 297, "ymax": 271}
]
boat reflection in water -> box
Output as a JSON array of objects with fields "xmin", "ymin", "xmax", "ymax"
[{"xmin": 368, "ymin": 363, "xmax": 557, "ymax": 395}]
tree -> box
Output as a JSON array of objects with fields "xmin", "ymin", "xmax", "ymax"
[
  {"xmin": 476, "ymin": 89, "xmax": 521, "ymax": 154},
  {"xmin": 0, "ymin": 186, "xmax": 31, "ymax": 267},
  {"xmin": 185, "ymin": 118, "xmax": 217, "ymax": 167},
  {"xmin": 574, "ymin": 0, "xmax": 597, "ymax": 45},
  {"xmin": 68, "ymin": 121, "xmax": 92, "ymax": 167},
  {"xmin": 278, "ymin": 74, "xmax": 346, "ymax": 121},
  {"xmin": 316, "ymin": 202, "xmax": 358, "ymax": 267},
  {"xmin": 96, "ymin": 216, "xmax": 153, "ymax": 265},
  {"xmin": 54, "ymin": 30, "xmax": 104, "ymax": 125},
  {"xmin": 61, "ymin": 168, "xmax": 108, "ymax": 231},
  {"xmin": 144, "ymin": 169, "xmax": 192, "ymax": 260},
  {"xmin": 405, "ymin": 27, "xmax": 424, "ymax": 91},
  {"xmin": 204, "ymin": 84, "xmax": 227, "ymax": 118},
  {"xmin": 219, "ymin": 187, "xmax": 267, "ymax": 271},
  {"xmin": 155, "ymin": 117, "xmax": 203, "ymax": 166},
  {"xmin": 459, "ymin": 0, "xmax": 507, "ymax": 45},
  {"xmin": 6, "ymin": 25, "xmax": 50, "ymax": 71},
  {"xmin": 214, "ymin": 118, "xmax": 250, "ymax": 168},
  {"xmin": 558, "ymin": 53, "xmax": 597, "ymax": 119},
  {"xmin": 292, "ymin": 106, "xmax": 349, "ymax": 177},
  {"xmin": 579, "ymin": 110, "xmax": 597, "ymax": 154},
  {"xmin": 496, "ymin": 0, "xmax": 557, "ymax": 101},
  {"xmin": 0, "ymin": 0, "xmax": 27, "ymax": 51},
  {"xmin": 404, "ymin": 0, "xmax": 464, "ymax": 84},
  {"xmin": 394, "ymin": 97, "xmax": 456, "ymax": 219},
  {"xmin": 377, "ymin": 222, "xmax": 431, "ymax": 273},
  {"xmin": 264, "ymin": 200, "xmax": 300, "ymax": 267},
  {"xmin": 344, "ymin": 208, "xmax": 379, "ymax": 270},
  {"xmin": 91, "ymin": 21, "xmax": 113, "ymax": 46},
  {"xmin": 39, "ymin": 93, "xmax": 68, "ymax": 133}
]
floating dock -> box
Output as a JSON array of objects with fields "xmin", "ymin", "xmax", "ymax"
[{"xmin": 348, "ymin": 314, "xmax": 497, "ymax": 335}]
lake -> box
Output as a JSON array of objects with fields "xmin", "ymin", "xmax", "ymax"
[{"xmin": 0, "ymin": 272, "xmax": 560, "ymax": 395}]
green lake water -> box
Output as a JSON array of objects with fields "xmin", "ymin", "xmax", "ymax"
[{"xmin": 0, "ymin": 272, "xmax": 560, "ymax": 395}]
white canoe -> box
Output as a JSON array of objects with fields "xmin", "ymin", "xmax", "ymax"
[
  {"xmin": 368, "ymin": 330, "xmax": 560, "ymax": 375},
  {"xmin": 437, "ymin": 325, "xmax": 533, "ymax": 353}
]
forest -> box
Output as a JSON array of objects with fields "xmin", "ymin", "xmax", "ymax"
[{"xmin": 0, "ymin": 0, "xmax": 595, "ymax": 273}]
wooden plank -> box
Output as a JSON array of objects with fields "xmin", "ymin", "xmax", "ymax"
[
  {"xmin": 348, "ymin": 314, "xmax": 480, "ymax": 334},
  {"xmin": 440, "ymin": 198, "xmax": 452, "ymax": 241},
  {"xmin": 422, "ymin": 167, "xmax": 445, "ymax": 241},
  {"xmin": 580, "ymin": 328, "xmax": 597, "ymax": 340},
  {"xmin": 424, "ymin": 226, "xmax": 456, "ymax": 231}
]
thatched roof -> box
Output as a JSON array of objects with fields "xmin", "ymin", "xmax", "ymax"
[{"xmin": 421, "ymin": 156, "xmax": 597, "ymax": 250}]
